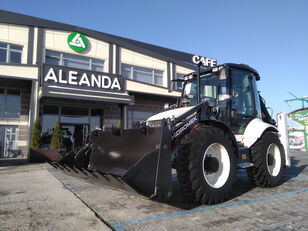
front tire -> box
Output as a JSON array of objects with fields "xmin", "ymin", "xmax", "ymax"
[
  {"xmin": 176, "ymin": 125, "xmax": 236, "ymax": 205},
  {"xmin": 248, "ymin": 131, "xmax": 285, "ymax": 187}
]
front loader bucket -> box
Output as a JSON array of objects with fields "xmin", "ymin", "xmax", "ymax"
[{"xmin": 52, "ymin": 122, "xmax": 173, "ymax": 201}]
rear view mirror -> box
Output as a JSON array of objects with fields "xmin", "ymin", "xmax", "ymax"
[{"xmin": 218, "ymin": 94, "xmax": 231, "ymax": 101}]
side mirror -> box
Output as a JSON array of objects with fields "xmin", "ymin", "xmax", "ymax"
[{"xmin": 218, "ymin": 94, "xmax": 231, "ymax": 101}]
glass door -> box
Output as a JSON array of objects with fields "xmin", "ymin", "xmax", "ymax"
[{"xmin": 3, "ymin": 126, "xmax": 18, "ymax": 158}]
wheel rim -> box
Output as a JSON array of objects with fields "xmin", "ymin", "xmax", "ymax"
[
  {"xmin": 266, "ymin": 143, "xmax": 281, "ymax": 177},
  {"xmin": 202, "ymin": 143, "xmax": 230, "ymax": 188}
]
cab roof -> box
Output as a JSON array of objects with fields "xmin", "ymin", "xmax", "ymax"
[{"xmin": 223, "ymin": 63, "xmax": 260, "ymax": 80}]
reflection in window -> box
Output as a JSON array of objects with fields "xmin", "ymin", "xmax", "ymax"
[
  {"xmin": 121, "ymin": 64, "xmax": 164, "ymax": 86},
  {"xmin": 41, "ymin": 105, "xmax": 103, "ymax": 148},
  {"xmin": 0, "ymin": 125, "xmax": 19, "ymax": 158},
  {"xmin": 175, "ymin": 73, "xmax": 184, "ymax": 90},
  {"xmin": 0, "ymin": 43, "xmax": 22, "ymax": 64},
  {"xmin": 0, "ymin": 88, "xmax": 20, "ymax": 118},
  {"xmin": 6, "ymin": 89, "xmax": 21, "ymax": 118},
  {"xmin": 0, "ymin": 89, "xmax": 4, "ymax": 116},
  {"xmin": 41, "ymin": 105, "xmax": 58, "ymax": 147},
  {"xmin": 61, "ymin": 106, "xmax": 89, "ymax": 124},
  {"xmin": 128, "ymin": 110, "xmax": 155, "ymax": 129},
  {"xmin": 45, "ymin": 50, "xmax": 104, "ymax": 72},
  {"xmin": 183, "ymin": 73, "xmax": 220, "ymax": 106},
  {"xmin": 230, "ymin": 68, "xmax": 256, "ymax": 134},
  {"xmin": 90, "ymin": 109, "xmax": 102, "ymax": 131}
]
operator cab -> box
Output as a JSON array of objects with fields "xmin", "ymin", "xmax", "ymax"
[{"xmin": 180, "ymin": 64, "xmax": 262, "ymax": 134}]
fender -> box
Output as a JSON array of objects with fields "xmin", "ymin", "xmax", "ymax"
[{"xmin": 242, "ymin": 118, "xmax": 278, "ymax": 148}]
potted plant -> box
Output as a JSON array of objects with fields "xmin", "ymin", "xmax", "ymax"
[
  {"xmin": 50, "ymin": 119, "xmax": 63, "ymax": 149},
  {"xmin": 30, "ymin": 119, "xmax": 41, "ymax": 150},
  {"xmin": 29, "ymin": 119, "xmax": 65, "ymax": 162},
  {"xmin": 28, "ymin": 119, "xmax": 48, "ymax": 162}
]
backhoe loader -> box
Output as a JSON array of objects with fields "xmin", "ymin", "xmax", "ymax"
[{"xmin": 51, "ymin": 63, "xmax": 290, "ymax": 205}]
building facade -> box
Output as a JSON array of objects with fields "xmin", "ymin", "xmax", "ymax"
[{"xmin": 0, "ymin": 10, "xmax": 216, "ymax": 158}]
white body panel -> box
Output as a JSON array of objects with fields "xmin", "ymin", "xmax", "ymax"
[
  {"xmin": 241, "ymin": 118, "xmax": 278, "ymax": 148},
  {"xmin": 147, "ymin": 106, "xmax": 194, "ymax": 122},
  {"xmin": 238, "ymin": 117, "xmax": 290, "ymax": 167},
  {"xmin": 277, "ymin": 112, "xmax": 290, "ymax": 166}
]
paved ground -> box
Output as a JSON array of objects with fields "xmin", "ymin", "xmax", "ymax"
[
  {"xmin": 1, "ymin": 151, "xmax": 308, "ymax": 230},
  {"xmin": 0, "ymin": 159, "xmax": 111, "ymax": 231}
]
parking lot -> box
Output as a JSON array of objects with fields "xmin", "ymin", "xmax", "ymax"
[{"xmin": 1, "ymin": 151, "xmax": 308, "ymax": 231}]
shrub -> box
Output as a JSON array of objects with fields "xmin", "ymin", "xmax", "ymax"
[
  {"xmin": 50, "ymin": 120, "xmax": 63, "ymax": 149},
  {"xmin": 30, "ymin": 119, "xmax": 41, "ymax": 149}
]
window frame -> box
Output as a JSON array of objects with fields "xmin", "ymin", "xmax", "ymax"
[
  {"xmin": 174, "ymin": 73, "xmax": 185, "ymax": 91},
  {"xmin": 45, "ymin": 50, "xmax": 105, "ymax": 72},
  {"xmin": 0, "ymin": 87, "xmax": 21, "ymax": 118},
  {"xmin": 121, "ymin": 63, "xmax": 164, "ymax": 87},
  {"xmin": 0, "ymin": 42, "xmax": 23, "ymax": 64},
  {"xmin": 127, "ymin": 110, "xmax": 156, "ymax": 129}
]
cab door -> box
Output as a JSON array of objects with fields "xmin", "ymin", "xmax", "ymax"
[{"xmin": 230, "ymin": 68, "xmax": 261, "ymax": 134}]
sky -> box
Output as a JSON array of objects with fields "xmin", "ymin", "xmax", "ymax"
[{"xmin": 0, "ymin": 0, "xmax": 307, "ymax": 117}]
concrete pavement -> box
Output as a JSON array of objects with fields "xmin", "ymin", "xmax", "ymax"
[{"xmin": 0, "ymin": 159, "xmax": 111, "ymax": 231}]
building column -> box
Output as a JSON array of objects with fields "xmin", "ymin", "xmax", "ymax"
[
  {"xmin": 27, "ymin": 79, "xmax": 39, "ymax": 158},
  {"xmin": 120, "ymin": 104, "xmax": 128, "ymax": 129}
]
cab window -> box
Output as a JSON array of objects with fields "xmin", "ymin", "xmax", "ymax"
[
  {"xmin": 183, "ymin": 72, "xmax": 219, "ymax": 106},
  {"xmin": 230, "ymin": 68, "xmax": 256, "ymax": 134}
]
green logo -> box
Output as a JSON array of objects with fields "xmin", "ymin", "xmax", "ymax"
[{"xmin": 67, "ymin": 32, "xmax": 88, "ymax": 52}]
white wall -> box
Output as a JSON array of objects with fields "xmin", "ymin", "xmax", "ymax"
[
  {"xmin": 0, "ymin": 23, "xmax": 29, "ymax": 64},
  {"xmin": 121, "ymin": 48, "xmax": 168, "ymax": 87},
  {"xmin": 45, "ymin": 29, "xmax": 110, "ymax": 72},
  {"xmin": 175, "ymin": 65, "xmax": 194, "ymax": 77}
]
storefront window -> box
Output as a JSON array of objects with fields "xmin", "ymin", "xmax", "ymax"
[
  {"xmin": 41, "ymin": 105, "xmax": 59, "ymax": 147},
  {"xmin": 128, "ymin": 110, "xmax": 155, "ymax": 129},
  {"xmin": 45, "ymin": 50, "xmax": 104, "ymax": 72},
  {"xmin": 0, "ymin": 88, "xmax": 20, "ymax": 118},
  {"xmin": 41, "ymin": 105, "xmax": 102, "ymax": 149},
  {"xmin": 121, "ymin": 64, "xmax": 164, "ymax": 86},
  {"xmin": 61, "ymin": 107, "xmax": 89, "ymax": 124},
  {"xmin": 90, "ymin": 109, "xmax": 102, "ymax": 131},
  {"xmin": 0, "ymin": 125, "xmax": 19, "ymax": 158},
  {"xmin": 6, "ymin": 89, "xmax": 21, "ymax": 118},
  {"xmin": 0, "ymin": 89, "xmax": 4, "ymax": 116},
  {"xmin": 0, "ymin": 42, "xmax": 22, "ymax": 64}
]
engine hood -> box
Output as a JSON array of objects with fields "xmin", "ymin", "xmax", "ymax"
[{"xmin": 146, "ymin": 106, "xmax": 194, "ymax": 122}]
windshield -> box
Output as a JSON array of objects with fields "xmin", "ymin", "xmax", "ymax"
[{"xmin": 183, "ymin": 72, "xmax": 220, "ymax": 106}]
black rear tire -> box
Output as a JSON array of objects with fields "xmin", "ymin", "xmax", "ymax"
[
  {"xmin": 176, "ymin": 124, "xmax": 236, "ymax": 205},
  {"xmin": 247, "ymin": 131, "xmax": 285, "ymax": 187}
]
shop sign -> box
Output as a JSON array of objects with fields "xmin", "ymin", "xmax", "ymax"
[
  {"xmin": 192, "ymin": 55, "xmax": 217, "ymax": 67},
  {"xmin": 67, "ymin": 32, "xmax": 88, "ymax": 52},
  {"xmin": 289, "ymin": 109, "xmax": 308, "ymax": 126},
  {"xmin": 43, "ymin": 64, "xmax": 123, "ymax": 92}
]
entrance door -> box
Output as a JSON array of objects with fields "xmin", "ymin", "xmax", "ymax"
[
  {"xmin": 3, "ymin": 126, "xmax": 18, "ymax": 158},
  {"xmin": 61, "ymin": 123, "xmax": 89, "ymax": 151}
]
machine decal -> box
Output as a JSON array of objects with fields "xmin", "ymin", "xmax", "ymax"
[{"xmin": 172, "ymin": 115, "xmax": 198, "ymax": 139}]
